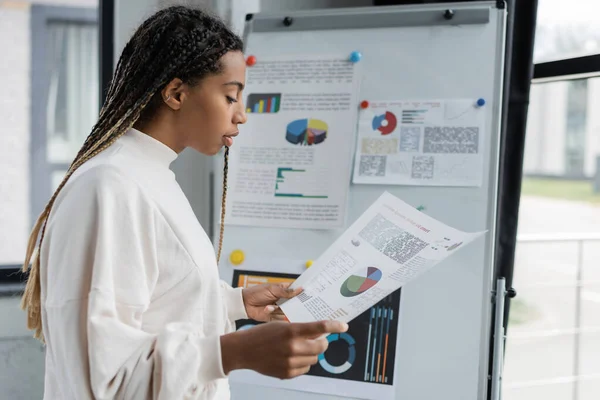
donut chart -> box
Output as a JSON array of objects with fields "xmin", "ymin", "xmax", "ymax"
[
  {"xmin": 340, "ymin": 267, "xmax": 382, "ymax": 297},
  {"xmin": 237, "ymin": 323, "xmax": 257, "ymax": 331},
  {"xmin": 372, "ymin": 111, "xmax": 397, "ymax": 135},
  {"xmin": 286, "ymin": 118, "xmax": 328, "ymax": 145},
  {"xmin": 318, "ymin": 332, "xmax": 356, "ymax": 374}
]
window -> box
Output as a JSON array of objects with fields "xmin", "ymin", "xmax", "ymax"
[
  {"xmin": 564, "ymin": 79, "xmax": 588, "ymax": 177},
  {"xmin": 504, "ymin": 2, "xmax": 600, "ymax": 399},
  {"xmin": 0, "ymin": 3, "xmax": 98, "ymax": 287},
  {"xmin": 46, "ymin": 21, "xmax": 99, "ymax": 165},
  {"xmin": 523, "ymin": 77, "xmax": 597, "ymax": 178},
  {"xmin": 535, "ymin": 0, "xmax": 600, "ymax": 63}
]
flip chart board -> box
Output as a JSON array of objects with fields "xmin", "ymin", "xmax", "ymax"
[{"xmin": 214, "ymin": 2, "xmax": 507, "ymax": 399}]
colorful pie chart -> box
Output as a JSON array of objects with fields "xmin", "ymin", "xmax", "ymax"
[
  {"xmin": 340, "ymin": 267, "xmax": 382, "ymax": 298},
  {"xmin": 372, "ymin": 111, "xmax": 397, "ymax": 135},
  {"xmin": 286, "ymin": 118, "xmax": 328, "ymax": 145}
]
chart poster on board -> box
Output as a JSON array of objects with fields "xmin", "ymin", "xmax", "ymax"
[
  {"xmin": 230, "ymin": 269, "xmax": 401, "ymax": 399},
  {"xmin": 352, "ymin": 99, "xmax": 485, "ymax": 187},
  {"xmin": 224, "ymin": 55, "xmax": 361, "ymax": 230}
]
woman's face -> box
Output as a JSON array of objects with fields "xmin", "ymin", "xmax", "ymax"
[{"xmin": 165, "ymin": 50, "xmax": 248, "ymax": 155}]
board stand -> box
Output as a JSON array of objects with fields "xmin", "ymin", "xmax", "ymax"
[{"xmin": 490, "ymin": 277, "xmax": 517, "ymax": 400}]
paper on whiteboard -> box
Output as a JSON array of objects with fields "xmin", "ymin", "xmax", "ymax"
[
  {"xmin": 230, "ymin": 266, "xmax": 401, "ymax": 400},
  {"xmin": 279, "ymin": 192, "xmax": 485, "ymax": 324},
  {"xmin": 224, "ymin": 55, "xmax": 360, "ymax": 229},
  {"xmin": 352, "ymin": 99, "xmax": 485, "ymax": 186}
]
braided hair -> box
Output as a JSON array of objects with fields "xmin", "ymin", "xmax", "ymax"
[{"xmin": 21, "ymin": 5, "xmax": 243, "ymax": 341}]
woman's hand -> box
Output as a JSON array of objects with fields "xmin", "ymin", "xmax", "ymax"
[
  {"xmin": 220, "ymin": 320, "xmax": 349, "ymax": 379},
  {"xmin": 242, "ymin": 283, "xmax": 302, "ymax": 322}
]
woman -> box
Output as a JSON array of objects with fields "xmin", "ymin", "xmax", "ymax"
[{"xmin": 20, "ymin": 6, "xmax": 347, "ymax": 399}]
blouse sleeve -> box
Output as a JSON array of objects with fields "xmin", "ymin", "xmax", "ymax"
[
  {"xmin": 219, "ymin": 281, "xmax": 248, "ymax": 333},
  {"xmin": 43, "ymin": 166, "xmax": 227, "ymax": 400}
]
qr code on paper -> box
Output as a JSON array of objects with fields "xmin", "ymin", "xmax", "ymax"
[
  {"xmin": 423, "ymin": 126, "xmax": 479, "ymax": 154},
  {"xmin": 411, "ymin": 156, "xmax": 434, "ymax": 179},
  {"xmin": 359, "ymin": 214, "xmax": 428, "ymax": 264},
  {"xmin": 359, "ymin": 155, "xmax": 386, "ymax": 177}
]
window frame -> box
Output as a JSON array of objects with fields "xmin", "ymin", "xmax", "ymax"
[
  {"xmin": 533, "ymin": 53, "xmax": 600, "ymax": 82},
  {"xmin": 0, "ymin": 5, "xmax": 97, "ymax": 289},
  {"xmin": 30, "ymin": 4, "xmax": 97, "ymax": 222}
]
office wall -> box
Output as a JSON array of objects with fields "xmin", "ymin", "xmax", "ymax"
[
  {"xmin": 0, "ymin": 4, "xmax": 44, "ymax": 399},
  {"xmin": 0, "ymin": 3, "xmax": 30, "ymax": 266},
  {"xmin": 114, "ymin": 0, "xmax": 218, "ymax": 234}
]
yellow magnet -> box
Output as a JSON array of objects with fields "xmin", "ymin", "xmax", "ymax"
[
  {"xmin": 229, "ymin": 249, "xmax": 245, "ymax": 265},
  {"xmin": 305, "ymin": 260, "xmax": 313, "ymax": 268}
]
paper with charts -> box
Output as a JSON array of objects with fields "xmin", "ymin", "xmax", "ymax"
[
  {"xmin": 224, "ymin": 54, "xmax": 360, "ymax": 229},
  {"xmin": 352, "ymin": 99, "xmax": 486, "ymax": 186},
  {"xmin": 279, "ymin": 191, "xmax": 485, "ymax": 325},
  {"xmin": 229, "ymin": 268, "xmax": 401, "ymax": 400}
]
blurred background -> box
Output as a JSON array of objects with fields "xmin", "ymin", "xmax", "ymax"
[{"xmin": 1, "ymin": 0, "xmax": 599, "ymax": 399}]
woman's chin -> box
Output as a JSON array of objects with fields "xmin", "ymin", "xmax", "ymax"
[{"xmin": 188, "ymin": 143, "xmax": 222, "ymax": 156}]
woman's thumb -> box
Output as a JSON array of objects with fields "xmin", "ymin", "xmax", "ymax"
[
  {"xmin": 277, "ymin": 283, "xmax": 302, "ymax": 298},
  {"xmin": 264, "ymin": 305, "xmax": 277, "ymax": 313}
]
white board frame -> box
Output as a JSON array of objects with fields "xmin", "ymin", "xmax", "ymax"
[{"xmin": 214, "ymin": 2, "xmax": 507, "ymax": 399}]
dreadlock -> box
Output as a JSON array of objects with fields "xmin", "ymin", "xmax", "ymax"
[{"xmin": 21, "ymin": 5, "xmax": 243, "ymax": 341}]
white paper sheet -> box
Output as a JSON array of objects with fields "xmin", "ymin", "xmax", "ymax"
[
  {"xmin": 279, "ymin": 191, "xmax": 485, "ymax": 324},
  {"xmin": 228, "ymin": 262, "xmax": 401, "ymax": 400},
  {"xmin": 352, "ymin": 99, "xmax": 485, "ymax": 187},
  {"xmin": 225, "ymin": 55, "xmax": 361, "ymax": 229}
]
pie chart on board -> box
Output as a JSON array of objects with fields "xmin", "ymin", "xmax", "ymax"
[
  {"xmin": 340, "ymin": 267, "xmax": 382, "ymax": 298},
  {"xmin": 372, "ymin": 111, "xmax": 397, "ymax": 135},
  {"xmin": 286, "ymin": 118, "xmax": 328, "ymax": 145}
]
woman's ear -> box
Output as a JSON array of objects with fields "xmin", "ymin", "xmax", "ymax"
[{"xmin": 161, "ymin": 78, "xmax": 186, "ymax": 110}]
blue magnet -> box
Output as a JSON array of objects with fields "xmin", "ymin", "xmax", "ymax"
[
  {"xmin": 476, "ymin": 98, "xmax": 486, "ymax": 107},
  {"xmin": 349, "ymin": 51, "xmax": 362, "ymax": 63}
]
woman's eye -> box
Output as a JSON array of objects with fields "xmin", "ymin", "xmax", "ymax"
[{"xmin": 226, "ymin": 96, "xmax": 237, "ymax": 104}]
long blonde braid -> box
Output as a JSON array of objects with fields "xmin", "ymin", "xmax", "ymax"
[{"xmin": 216, "ymin": 146, "xmax": 229, "ymax": 264}]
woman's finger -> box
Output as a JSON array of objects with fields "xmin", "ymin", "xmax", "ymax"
[
  {"xmin": 270, "ymin": 312, "xmax": 288, "ymax": 321},
  {"xmin": 264, "ymin": 305, "xmax": 278, "ymax": 313},
  {"xmin": 271, "ymin": 283, "xmax": 303, "ymax": 299}
]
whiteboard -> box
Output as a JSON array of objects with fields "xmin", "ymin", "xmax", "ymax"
[{"xmin": 214, "ymin": 2, "xmax": 507, "ymax": 399}]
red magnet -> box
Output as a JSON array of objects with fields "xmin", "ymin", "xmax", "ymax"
[
  {"xmin": 360, "ymin": 100, "xmax": 369, "ymax": 109},
  {"xmin": 246, "ymin": 55, "xmax": 257, "ymax": 66}
]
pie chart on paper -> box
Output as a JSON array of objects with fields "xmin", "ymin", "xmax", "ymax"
[
  {"xmin": 340, "ymin": 267, "xmax": 382, "ymax": 298},
  {"xmin": 372, "ymin": 111, "xmax": 397, "ymax": 135},
  {"xmin": 285, "ymin": 118, "xmax": 328, "ymax": 145}
]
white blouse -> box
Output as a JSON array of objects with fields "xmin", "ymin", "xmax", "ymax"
[{"xmin": 39, "ymin": 128, "xmax": 247, "ymax": 399}]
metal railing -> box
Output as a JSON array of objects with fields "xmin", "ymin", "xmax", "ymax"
[{"xmin": 506, "ymin": 233, "xmax": 600, "ymax": 400}]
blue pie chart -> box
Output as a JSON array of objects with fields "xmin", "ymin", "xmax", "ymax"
[{"xmin": 318, "ymin": 332, "xmax": 356, "ymax": 374}]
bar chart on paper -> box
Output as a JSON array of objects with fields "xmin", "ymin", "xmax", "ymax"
[
  {"xmin": 274, "ymin": 167, "xmax": 329, "ymax": 199},
  {"xmin": 246, "ymin": 93, "xmax": 281, "ymax": 113},
  {"xmin": 231, "ymin": 270, "xmax": 401, "ymax": 386}
]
